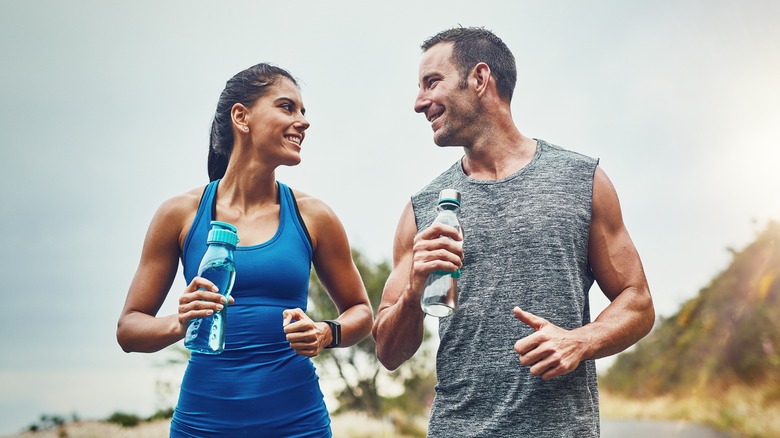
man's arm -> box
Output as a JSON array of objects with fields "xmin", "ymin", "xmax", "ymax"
[
  {"xmin": 373, "ymin": 201, "xmax": 463, "ymax": 370},
  {"xmin": 582, "ymin": 165, "xmax": 655, "ymax": 356},
  {"xmin": 513, "ymin": 165, "xmax": 654, "ymax": 379}
]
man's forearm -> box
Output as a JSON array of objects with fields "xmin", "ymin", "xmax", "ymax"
[
  {"xmin": 373, "ymin": 289, "xmax": 427, "ymax": 370},
  {"xmin": 581, "ymin": 286, "xmax": 654, "ymax": 360}
]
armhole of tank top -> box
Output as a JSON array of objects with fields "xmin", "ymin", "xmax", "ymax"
[
  {"xmin": 584, "ymin": 157, "xmax": 600, "ymax": 281},
  {"xmin": 410, "ymin": 195, "xmax": 423, "ymax": 232},
  {"xmin": 210, "ymin": 183, "xmax": 217, "ymax": 219},
  {"xmin": 182, "ymin": 182, "xmax": 215, "ymax": 262},
  {"xmin": 288, "ymin": 188, "xmax": 314, "ymax": 250},
  {"xmin": 199, "ymin": 184, "xmax": 210, "ymax": 212}
]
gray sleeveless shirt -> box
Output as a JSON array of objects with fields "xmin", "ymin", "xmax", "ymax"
[{"xmin": 412, "ymin": 139, "xmax": 600, "ymax": 437}]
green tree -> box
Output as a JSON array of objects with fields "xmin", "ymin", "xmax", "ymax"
[{"xmin": 307, "ymin": 249, "xmax": 437, "ymax": 421}]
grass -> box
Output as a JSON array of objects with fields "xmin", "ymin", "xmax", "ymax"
[
  {"xmin": 600, "ymin": 383, "xmax": 780, "ymax": 438},
  {"xmin": 2, "ymin": 412, "xmax": 426, "ymax": 438},
  {"xmin": 8, "ymin": 385, "xmax": 779, "ymax": 438}
]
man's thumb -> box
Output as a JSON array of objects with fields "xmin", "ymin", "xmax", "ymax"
[{"xmin": 513, "ymin": 306, "xmax": 545, "ymax": 331}]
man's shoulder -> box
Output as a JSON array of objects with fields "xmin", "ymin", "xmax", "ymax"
[
  {"xmin": 410, "ymin": 160, "xmax": 462, "ymax": 228},
  {"xmin": 537, "ymin": 138, "xmax": 598, "ymax": 166},
  {"xmin": 412, "ymin": 160, "xmax": 462, "ymax": 199}
]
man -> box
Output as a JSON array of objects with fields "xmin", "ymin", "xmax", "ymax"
[{"xmin": 372, "ymin": 27, "xmax": 654, "ymax": 437}]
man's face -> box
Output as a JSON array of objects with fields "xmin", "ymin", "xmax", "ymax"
[{"xmin": 414, "ymin": 43, "xmax": 478, "ymax": 147}]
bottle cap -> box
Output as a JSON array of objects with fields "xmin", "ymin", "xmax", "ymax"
[
  {"xmin": 208, "ymin": 221, "xmax": 239, "ymax": 247},
  {"xmin": 438, "ymin": 189, "xmax": 461, "ymax": 206}
]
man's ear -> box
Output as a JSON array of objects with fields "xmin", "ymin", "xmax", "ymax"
[
  {"xmin": 231, "ymin": 103, "xmax": 250, "ymax": 132},
  {"xmin": 472, "ymin": 62, "xmax": 492, "ymax": 97}
]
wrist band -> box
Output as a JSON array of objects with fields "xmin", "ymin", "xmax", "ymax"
[{"xmin": 324, "ymin": 320, "xmax": 341, "ymax": 348}]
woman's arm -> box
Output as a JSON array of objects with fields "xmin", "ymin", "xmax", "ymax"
[
  {"xmin": 116, "ymin": 189, "xmax": 227, "ymax": 353},
  {"xmin": 282, "ymin": 191, "xmax": 373, "ymax": 356}
]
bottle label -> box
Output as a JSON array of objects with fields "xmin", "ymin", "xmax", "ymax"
[{"xmin": 432, "ymin": 268, "xmax": 460, "ymax": 278}]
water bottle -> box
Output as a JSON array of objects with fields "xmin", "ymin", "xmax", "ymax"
[
  {"xmin": 184, "ymin": 221, "xmax": 239, "ymax": 354},
  {"xmin": 421, "ymin": 189, "xmax": 462, "ymax": 318}
]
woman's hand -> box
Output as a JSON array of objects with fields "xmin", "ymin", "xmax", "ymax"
[
  {"xmin": 282, "ymin": 308, "xmax": 332, "ymax": 357},
  {"xmin": 177, "ymin": 277, "xmax": 234, "ymax": 333}
]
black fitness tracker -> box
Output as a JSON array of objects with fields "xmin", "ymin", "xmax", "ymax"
[{"xmin": 324, "ymin": 320, "xmax": 341, "ymax": 349}]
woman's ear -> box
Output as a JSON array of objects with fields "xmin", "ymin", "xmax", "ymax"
[{"xmin": 231, "ymin": 103, "xmax": 250, "ymax": 133}]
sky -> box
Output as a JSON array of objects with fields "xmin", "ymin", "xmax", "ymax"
[{"xmin": 1, "ymin": 0, "xmax": 779, "ymax": 434}]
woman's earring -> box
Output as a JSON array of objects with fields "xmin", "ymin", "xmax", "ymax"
[{"xmin": 243, "ymin": 126, "xmax": 249, "ymax": 132}]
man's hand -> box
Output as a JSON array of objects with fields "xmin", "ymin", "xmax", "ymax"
[
  {"xmin": 513, "ymin": 306, "xmax": 590, "ymax": 380},
  {"xmin": 410, "ymin": 222, "xmax": 463, "ymax": 295}
]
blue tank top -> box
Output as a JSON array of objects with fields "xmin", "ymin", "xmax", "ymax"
[{"xmin": 170, "ymin": 180, "xmax": 331, "ymax": 438}]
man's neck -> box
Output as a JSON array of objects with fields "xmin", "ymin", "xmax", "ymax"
[{"xmin": 462, "ymin": 133, "xmax": 537, "ymax": 180}]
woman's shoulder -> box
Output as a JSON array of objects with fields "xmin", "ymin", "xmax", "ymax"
[
  {"xmin": 135, "ymin": 185, "xmax": 210, "ymax": 250},
  {"xmin": 158, "ymin": 185, "xmax": 207, "ymax": 215},
  {"xmin": 288, "ymin": 187, "xmax": 349, "ymax": 256},
  {"xmin": 149, "ymin": 185, "xmax": 209, "ymax": 233},
  {"xmin": 289, "ymin": 187, "xmax": 334, "ymax": 220}
]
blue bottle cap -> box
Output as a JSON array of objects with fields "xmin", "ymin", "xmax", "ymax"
[
  {"xmin": 208, "ymin": 221, "xmax": 239, "ymax": 246},
  {"xmin": 210, "ymin": 221, "xmax": 237, "ymax": 232}
]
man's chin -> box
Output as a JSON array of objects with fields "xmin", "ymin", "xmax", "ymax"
[
  {"xmin": 433, "ymin": 135, "xmax": 462, "ymax": 148},
  {"xmin": 432, "ymin": 132, "xmax": 454, "ymax": 147}
]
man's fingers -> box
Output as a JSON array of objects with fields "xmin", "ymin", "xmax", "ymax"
[
  {"xmin": 513, "ymin": 306, "xmax": 546, "ymax": 331},
  {"xmin": 417, "ymin": 222, "xmax": 462, "ymax": 241}
]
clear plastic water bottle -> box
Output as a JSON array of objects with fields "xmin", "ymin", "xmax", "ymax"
[
  {"xmin": 184, "ymin": 220, "xmax": 239, "ymax": 354},
  {"xmin": 421, "ymin": 189, "xmax": 462, "ymax": 318}
]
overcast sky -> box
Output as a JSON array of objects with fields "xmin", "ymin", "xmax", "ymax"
[{"xmin": 1, "ymin": 0, "xmax": 779, "ymax": 434}]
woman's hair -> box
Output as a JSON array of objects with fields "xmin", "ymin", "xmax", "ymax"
[
  {"xmin": 208, "ymin": 63, "xmax": 298, "ymax": 181},
  {"xmin": 421, "ymin": 26, "xmax": 517, "ymax": 103}
]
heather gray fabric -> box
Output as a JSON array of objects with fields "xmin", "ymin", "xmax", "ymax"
[{"xmin": 411, "ymin": 139, "xmax": 600, "ymax": 437}]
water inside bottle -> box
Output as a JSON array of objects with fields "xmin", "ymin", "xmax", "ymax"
[
  {"xmin": 184, "ymin": 260, "xmax": 236, "ymax": 354},
  {"xmin": 421, "ymin": 272, "xmax": 458, "ymax": 317}
]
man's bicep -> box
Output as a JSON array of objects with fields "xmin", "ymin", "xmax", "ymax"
[
  {"xmin": 378, "ymin": 203, "xmax": 417, "ymax": 311},
  {"xmin": 588, "ymin": 166, "xmax": 645, "ymax": 301},
  {"xmin": 392, "ymin": 202, "xmax": 418, "ymax": 263}
]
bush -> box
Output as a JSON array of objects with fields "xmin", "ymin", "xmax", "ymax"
[
  {"xmin": 147, "ymin": 407, "xmax": 174, "ymax": 421},
  {"xmin": 105, "ymin": 411, "xmax": 142, "ymax": 427},
  {"xmin": 27, "ymin": 414, "xmax": 66, "ymax": 432}
]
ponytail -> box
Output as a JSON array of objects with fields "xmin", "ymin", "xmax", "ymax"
[{"xmin": 208, "ymin": 115, "xmax": 231, "ymax": 181}]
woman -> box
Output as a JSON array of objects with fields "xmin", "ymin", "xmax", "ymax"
[{"xmin": 116, "ymin": 63, "xmax": 373, "ymax": 437}]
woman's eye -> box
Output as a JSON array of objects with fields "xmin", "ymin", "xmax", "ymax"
[{"xmin": 280, "ymin": 103, "xmax": 292, "ymax": 112}]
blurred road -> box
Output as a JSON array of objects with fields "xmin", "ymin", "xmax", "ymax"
[{"xmin": 602, "ymin": 420, "xmax": 734, "ymax": 437}]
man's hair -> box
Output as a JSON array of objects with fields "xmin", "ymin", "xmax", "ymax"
[{"xmin": 421, "ymin": 26, "xmax": 517, "ymax": 103}]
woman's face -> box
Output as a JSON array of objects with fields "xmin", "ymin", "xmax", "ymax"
[{"xmin": 245, "ymin": 77, "xmax": 309, "ymax": 166}]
